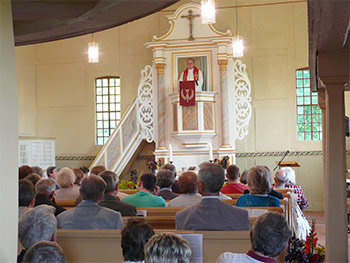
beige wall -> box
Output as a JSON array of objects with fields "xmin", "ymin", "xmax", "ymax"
[{"xmin": 15, "ymin": 0, "xmax": 332, "ymax": 210}]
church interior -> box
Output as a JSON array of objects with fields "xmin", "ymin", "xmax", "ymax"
[{"xmin": 1, "ymin": 0, "xmax": 349, "ymax": 262}]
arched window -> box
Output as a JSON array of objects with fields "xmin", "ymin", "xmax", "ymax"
[
  {"xmin": 95, "ymin": 77, "xmax": 121, "ymax": 145},
  {"xmin": 296, "ymin": 68, "xmax": 322, "ymax": 141}
]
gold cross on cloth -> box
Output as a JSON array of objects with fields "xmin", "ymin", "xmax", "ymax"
[{"xmin": 181, "ymin": 9, "xmax": 200, "ymax": 41}]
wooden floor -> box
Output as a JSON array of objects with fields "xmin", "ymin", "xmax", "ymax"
[{"xmin": 303, "ymin": 211, "xmax": 350, "ymax": 261}]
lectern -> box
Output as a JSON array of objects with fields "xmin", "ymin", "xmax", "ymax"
[{"xmin": 276, "ymin": 161, "xmax": 300, "ymax": 167}]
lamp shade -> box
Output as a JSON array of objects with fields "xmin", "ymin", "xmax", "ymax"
[{"xmin": 88, "ymin": 41, "xmax": 99, "ymax": 63}]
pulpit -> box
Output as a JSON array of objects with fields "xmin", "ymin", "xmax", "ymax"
[{"xmin": 170, "ymin": 91, "xmax": 216, "ymax": 147}]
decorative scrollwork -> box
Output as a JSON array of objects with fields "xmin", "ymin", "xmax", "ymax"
[
  {"xmin": 137, "ymin": 65, "xmax": 154, "ymax": 143},
  {"xmin": 233, "ymin": 59, "xmax": 252, "ymax": 140}
]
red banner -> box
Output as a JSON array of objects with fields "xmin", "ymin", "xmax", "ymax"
[{"xmin": 179, "ymin": 81, "xmax": 196, "ymax": 107}]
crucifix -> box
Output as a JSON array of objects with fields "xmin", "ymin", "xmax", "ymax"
[{"xmin": 181, "ymin": 9, "xmax": 200, "ymax": 41}]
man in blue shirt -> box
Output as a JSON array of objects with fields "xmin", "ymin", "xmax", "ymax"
[{"xmin": 123, "ymin": 173, "xmax": 166, "ymax": 207}]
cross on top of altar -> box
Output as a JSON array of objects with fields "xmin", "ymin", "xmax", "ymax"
[{"xmin": 181, "ymin": 9, "xmax": 200, "ymax": 41}]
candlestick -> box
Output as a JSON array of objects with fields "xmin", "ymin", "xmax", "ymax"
[
  {"xmin": 208, "ymin": 143, "xmax": 213, "ymax": 162},
  {"xmin": 169, "ymin": 144, "xmax": 173, "ymax": 163}
]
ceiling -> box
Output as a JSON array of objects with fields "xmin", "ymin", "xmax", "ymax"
[{"xmin": 12, "ymin": 0, "xmax": 179, "ymax": 46}]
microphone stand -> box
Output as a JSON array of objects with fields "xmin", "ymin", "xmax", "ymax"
[{"xmin": 273, "ymin": 150, "xmax": 290, "ymax": 171}]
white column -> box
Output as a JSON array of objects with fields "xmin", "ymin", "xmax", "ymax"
[
  {"xmin": 0, "ymin": 1, "xmax": 19, "ymax": 262},
  {"xmin": 318, "ymin": 49, "xmax": 349, "ymax": 262},
  {"xmin": 324, "ymin": 83, "xmax": 347, "ymax": 262},
  {"xmin": 155, "ymin": 63, "xmax": 167, "ymax": 149},
  {"xmin": 218, "ymin": 59, "xmax": 230, "ymax": 148}
]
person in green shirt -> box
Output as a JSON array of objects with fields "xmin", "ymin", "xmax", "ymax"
[{"xmin": 123, "ymin": 173, "xmax": 166, "ymax": 207}]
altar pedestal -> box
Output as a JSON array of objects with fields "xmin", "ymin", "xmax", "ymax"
[{"xmin": 170, "ymin": 91, "xmax": 216, "ymax": 147}]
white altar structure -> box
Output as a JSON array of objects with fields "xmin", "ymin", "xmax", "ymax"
[
  {"xmin": 90, "ymin": 3, "xmax": 251, "ymax": 173},
  {"xmin": 147, "ymin": 3, "xmax": 252, "ymax": 168}
]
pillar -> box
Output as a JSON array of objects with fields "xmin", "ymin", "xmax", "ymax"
[
  {"xmin": 218, "ymin": 59, "xmax": 230, "ymax": 148},
  {"xmin": 0, "ymin": 1, "xmax": 19, "ymax": 261},
  {"xmin": 155, "ymin": 63, "xmax": 167, "ymax": 149},
  {"xmin": 324, "ymin": 83, "xmax": 347, "ymax": 262},
  {"xmin": 318, "ymin": 49, "xmax": 349, "ymax": 262}
]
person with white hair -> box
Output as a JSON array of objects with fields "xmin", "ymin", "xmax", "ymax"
[
  {"xmin": 22, "ymin": 241, "xmax": 66, "ymax": 263},
  {"xmin": 281, "ymin": 167, "xmax": 296, "ymax": 184},
  {"xmin": 18, "ymin": 205, "xmax": 57, "ymax": 263},
  {"xmin": 274, "ymin": 169, "xmax": 309, "ymax": 210},
  {"xmin": 34, "ymin": 179, "xmax": 66, "ymax": 216},
  {"xmin": 176, "ymin": 163, "xmax": 250, "ymax": 231},
  {"xmin": 55, "ymin": 167, "xmax": 80, "ymax": 201},
  {"xmin": 98, "ymin": 170, "xmax": 137, "ymax": 216},
  {"xmin": 217, "ymin": 212, "xmax": 292, "ymax": 263},
  {"xmin": 144, "ymin": 233, "xmax": 192, "ymax": 263}
]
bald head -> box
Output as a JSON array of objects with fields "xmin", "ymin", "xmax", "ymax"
[{"xmin": 274, "ymin": 170, "xmax": 288, "ymax": 186}]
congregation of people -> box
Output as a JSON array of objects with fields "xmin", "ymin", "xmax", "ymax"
[{"xmin": 18, "ymin": 161, "xmax": 308, "ymax": 262}]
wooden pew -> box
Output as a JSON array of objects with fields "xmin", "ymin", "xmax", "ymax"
[
  {"xmin": 119, "ymin": 189, "xmax": 137, "ymax": 195},
  {"xmin": 122, "ymin": 216, "xmax": 258, "ymax": 230},
  {"xmin": 55, "ymin": 200, "xmax": 75, "ymax": 210},
  {"xmin": 225, "ymin": 193, "xmax": 243, "ymax": 199},
  {"xmin": 56, "ymin": 229, "xmax": 252, "ymax": 263},
  {"xmin": 137, "ymin": 206, "xmax": 284, "ymax": 217},
  {"xmin": 222, "ymin": 199, "xmax": 237, "ymax": 205},
  {"xmin": 123, "ymin": 216, "xmax": 176, "ymax": 229},
  {"xmin": 274, "ymin": 188, "xmax": 291, "ymax": 194}
]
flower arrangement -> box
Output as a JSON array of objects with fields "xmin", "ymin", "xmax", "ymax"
[
  {"xmin": 286, "ymin": 220, "xmax": 325, "ymax": 262},
  {"xmin": 118, "ymin": 180, "xmax": 137, "ymax": 189},
  {"xmin": 214, "ymin": 156, "xmax": 230, "ymax": 169},
  {"xmin": 146, "ymin": 157, "xmax": 162, "ymax": 171},
  {"xmin": 118, "ymin": 170, "xmax": 143, "ymax": 190}
]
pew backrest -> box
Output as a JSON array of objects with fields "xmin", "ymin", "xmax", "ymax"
[
  {"xmin": 56, "ymin": 229, "xmax": 251, "ymax": 263},
  {"xmin": 56, "ymin": 200, "xmax": 75, "ymax": 210}
]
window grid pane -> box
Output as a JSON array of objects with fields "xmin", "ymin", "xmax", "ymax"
[
  {"xmin": 296, "ymin": 69, "xmax": 322, "ymax": 141},
  {"xmin": 95, "ymin": 77, "xmax": 121, "ymax": 145}
]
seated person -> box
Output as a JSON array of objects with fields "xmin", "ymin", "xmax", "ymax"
[
  {"xmin": 80, "ymin": 166, "xmax": 89, "ymax": 177},
  {"xmin": 274, "ymin": 168, "xmax": 309, "ymax": 210},
  {"xmin": 22, "ymin": 241, "xmax": 66, "ymax": 263},
  {"xmin": 34, "ymin": 179, "xmax": 66, "ymax": 216},
  {"xmin": 18, "ymin": 205, "xmax": 57, "ymax": 263},
  {"xmin": 98, "ymin": 171, "xmax": 137, "ymax": 216},
  {"xmin": 156, "ymin": 169, "xmax": 179, "ymax": 200},
  {"xmin": 163, "ymin": 163, "xmax": 182, "ymax": 194},
  {"xmin": 237, "ymin": 166, "xmax": 281, "ymax": 207},
  {"xmin": 18, "ymin": 179, "xmax": 35, "ymax": 219},
  {"xmin": 240, "ymin": 170, "xmax": 248, "ymax": 185},
  {"xmin": 176, "ymin": 163, "xmax": 250, "ymax": 231},
  {"xmin": 167, "ymin": 171, "xmax": 202, "ymax": 207},
  {"xmin": 121, "ymin": 218, "xmax": 155, "ymax": 263},
  {"xmin": 217, "ymin": 212, "xmax": 292, "ymax": 263},
  {"xmin": 55, "ymin": 168, "xmax": 79, "ymax": 201},
  {"xmin": 32, "ymin": 166, "xmax": 44, "ymax": 178},
  {"xmin": 243, "ymin": 166, "xmax": 283, "ymax": 200},
  {"xmin": 123, "ymin": 173, "xmax": 166, "ymax": 207},
  {"xmin": 57, "ymin": 175, "xmax": 123, "ymax": 229},
  {"xmin": 90, "ymin": 165, "xmax": 106, "ymax": 176},
  {"xmin": 144, "ymin": 233, "xmax": 191, "ymax": 263},
  {"xmin": 47, "ymin": 166, "xmax": 59, "ymax": 190},
  {"xmin": 19, "ymin": 165, "xmax": 34, "ymax": 180},
  {"xmin": 72, "ymin": 168, "xmax": 85, "ymax": 191},
  {"xmin": 25, "ymin": 173, "xmax": 41, "ymax": 186},
  {"xmin": 221, "ymin": 165, "xmax": 248, "ymax": 194}
]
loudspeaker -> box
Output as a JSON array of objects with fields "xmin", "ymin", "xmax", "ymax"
[{"xmin": 346, "ymin": 116, "xmax": 349, "ymax": 137}]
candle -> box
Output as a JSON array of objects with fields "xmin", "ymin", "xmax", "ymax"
[
  {"xmin": 208, "ymin": 143, "xmax": 213, "ymax": 161},
  {"xmin": 169, "ymin": 144, "xmax": 173, "ymax": 163}
]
